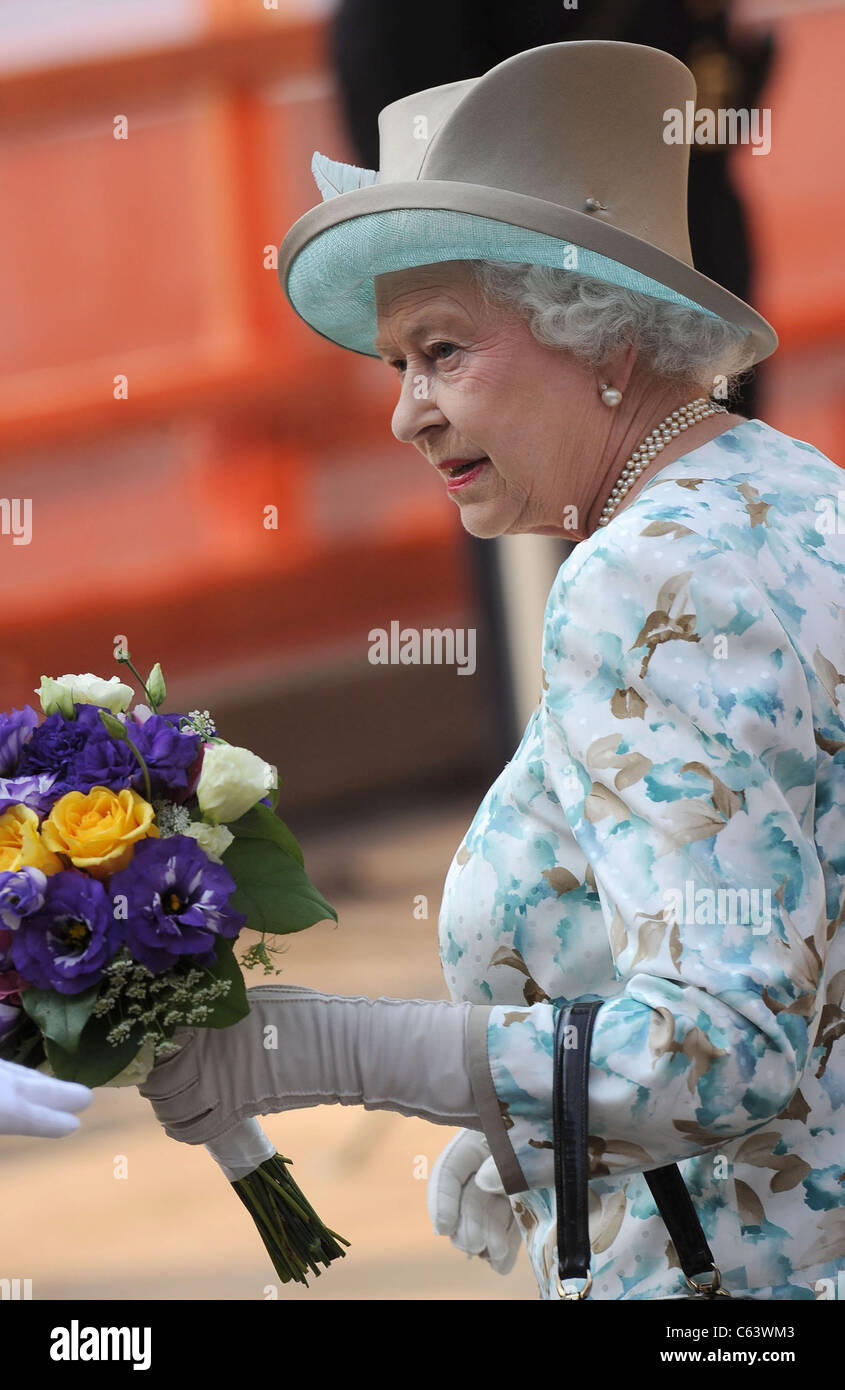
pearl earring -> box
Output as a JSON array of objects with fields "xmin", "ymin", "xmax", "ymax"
[{"xmin": 600, "ymin": 383, "xmax": 623, "ymax": 408}]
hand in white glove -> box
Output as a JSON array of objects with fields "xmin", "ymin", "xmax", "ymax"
[
  {"xmin": 139, "ymin": 985, "xmax": 483, "ymax": 1146},
  {"xmin": 427, "ymin": 1128, "xmax": 521, "ymax": 1275},
  {"xmin": 0, "ymin": 1058, "xmax": 92, "ymax": 1138}
]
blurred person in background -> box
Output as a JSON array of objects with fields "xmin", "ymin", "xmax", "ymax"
[
  {"xmin": 141, "ymin": 42, "xmax": 845, "ymax": 1301},
  {"xmin": 329, "ymin": 0, "xmax": 776, "ymax": 762},
  {"xmin": 331, "ymin": 0, "xmax": 774, "ymax": 421}
]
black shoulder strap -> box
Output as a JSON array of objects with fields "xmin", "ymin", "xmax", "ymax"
[
  {"xmin": 553, "ymin": 1000, "xmax": 600, "ymax": 1280},
  {"xmin": 643, "ymin": 1165, "xmax": 717, "ymax": 1280},
  {"xmin": 554, "ymin": 998, "xmax": 719, "ymax": 1289}
]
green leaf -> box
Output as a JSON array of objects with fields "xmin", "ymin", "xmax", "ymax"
[
  {"xmin": 45, "ymin": 1013, "xmax": 146, "ymax": 1086},
  {"xmin": 225, "ymin": 802, "xmax": 304, "ymax": 866},
  {"xmin": 201, "ymin": 938, "xmax": 249, "ymax": 1029},
  {"xmin": 222, "ymin": 837, "xmax": 337, "ymax": 935},
  {"xmin": 21, "ymin": 983, "xmax": 101, "ymax": 1053}
]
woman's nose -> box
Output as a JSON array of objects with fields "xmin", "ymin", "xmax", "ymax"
[{"xmin": 391, "ymin": 370, "xmax": 444, "ymax": 444}]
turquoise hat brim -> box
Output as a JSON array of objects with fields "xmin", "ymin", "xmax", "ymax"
[{"xmin": 285, "ymin": 208, "xmax": 725, "ymax": 359}]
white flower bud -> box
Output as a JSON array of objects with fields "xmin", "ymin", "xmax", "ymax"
[{"xmin": 146, "ymin": 662, "xmax": 166, "ymax": 710}]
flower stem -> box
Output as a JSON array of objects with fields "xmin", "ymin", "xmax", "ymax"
[
  {"xmin": 123, "ymin": 733, "xmax": 153, "ymax": 804},
  {"xmin": 231, "ymin": 1154, "xmax": 349, "ymax": 1288},
  {"xmin": 115, "ymin": 653, "xmax": 155, "ymax": 708}
]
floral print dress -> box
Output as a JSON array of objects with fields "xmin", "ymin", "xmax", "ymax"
[{"xmin": 440, "ymin": 419, "xmax": 845, "ymax": 1300}]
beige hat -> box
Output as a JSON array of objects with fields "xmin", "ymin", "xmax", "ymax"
[{"xmin": 278, "ymin": 40, "xmax": 777, "ymax": 364}]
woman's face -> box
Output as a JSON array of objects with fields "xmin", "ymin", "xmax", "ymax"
[{"xmin": 373, "ymin": 261, "xmax": 603, "ymax": 539}]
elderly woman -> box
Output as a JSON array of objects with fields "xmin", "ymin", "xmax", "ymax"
[{"xmin": 141, "ymin": 42, "xmax": 845, "ymax": 1300}]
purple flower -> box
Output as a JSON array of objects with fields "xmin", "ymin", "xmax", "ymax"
[
  {"xmin": 10, "ymin": 871, "xmax": 123, "ymax": 995},
  {"xmin": 72, "ymin": 726, "xmax": 138, "ymax": 795},
  {"xmin": 161, "ymin": 712, "xmax": 191, "ymax": 731},
  {"xmin": 0, "ymin": 772, "xmax": 58, "ymax": 816},
  {"xmin": 128, "ymin": 708, "xmax": 189, "ymax": 729},
  {"xmin": 0, "ymin": 867, "xmax": 47, "ymax": 929},
  {"xmin": 0, "ymin": 706, "xmax": 39, "ymax": 777},
  {"xmin": 125, "ymin": 715, "xmax": 201, "ymax": 801},
  {"xmin": 16, "ymin": 703, "xmax": 202, "ymax": 808},
  {"xmin": 109, "ymin": 834, "xmax": 245, "ymax": 973},
  {"xmin": 16, "ymin": 704, "xmax": 125, "ymax": 802}
]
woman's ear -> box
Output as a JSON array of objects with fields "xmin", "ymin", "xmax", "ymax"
[{"xmin": 593, "ymin": 342, "xmax": 638, "ymax": 399}]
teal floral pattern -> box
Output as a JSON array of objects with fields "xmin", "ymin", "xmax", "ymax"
[{"xmin": 439, "ymin": 421, "xmax": 845, "ymax": 1299}]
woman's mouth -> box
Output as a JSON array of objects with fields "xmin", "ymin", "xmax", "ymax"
[{"xmin": 444, "ymin": 458, "xmax": 490, "ymax": 491}]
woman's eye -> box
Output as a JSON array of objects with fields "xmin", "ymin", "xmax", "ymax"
[{"xmin": 389, "ymin": 342, "xmax": 459, "ymax": 375}]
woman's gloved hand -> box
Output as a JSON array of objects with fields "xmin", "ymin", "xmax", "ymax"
[
  {"xmin": 0, "ymin": 1058, "xmax": 92, "ymax": 1137},
  {"xmin": 139, "ymin": 984, "xmax": 483, "ymax": 1145},
  {"xmin": 427, "ymin": 1128, "xmax": 521, "ymax": 1275}
]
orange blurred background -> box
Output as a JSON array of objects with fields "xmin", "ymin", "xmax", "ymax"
[
  {"xmin": 0, "ymin": 0, "xmax": 844, "ymax": 1302},
  {"xmin": 1, "ymin": 0, "xmax": 844, "ymax": 817}
]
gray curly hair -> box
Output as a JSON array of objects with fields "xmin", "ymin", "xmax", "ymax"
[{"xmin": 465, "ymin": 260, "xmax": 756, "ymax": 393}]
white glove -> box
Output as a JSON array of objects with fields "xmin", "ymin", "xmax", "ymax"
[
  {"xmin": 427, "ymin": 1128, "xmax": 521, "ymax": 1275},
  {"xmin": 139, "ymin": 985, "xmax": 484, "ymax": 1146},
  {"xmin": 0, "ymin": 1058, "xmax": 92, "ymax": 1138}
]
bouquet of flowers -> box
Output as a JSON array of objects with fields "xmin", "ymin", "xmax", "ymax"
[{"xmin": 0, "ymin": 654, "xmax": 348, "ymax": 1285}]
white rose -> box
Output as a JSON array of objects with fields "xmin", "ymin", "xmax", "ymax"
[
  {"xmin": 35, "ymin": 673, "xmax": 135, "ymax": 716},
  {"xmin": 181, "ymin": 820, "xmax": 234, "ymax": 863},
  {"xmin": 196, "ymin": 743, "xmax": 278, "ymax": 824}
]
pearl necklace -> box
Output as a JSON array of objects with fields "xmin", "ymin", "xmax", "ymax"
[{"xmin": 596, "ymin": 396, "xmax": 727, "ymax": 528}]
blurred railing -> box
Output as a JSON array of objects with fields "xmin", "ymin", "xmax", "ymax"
[
  {"xmin": 0, "ymin": 4, "xmax": 471, "ymax": 720},
  {"xmin": 0, "ymin": 0, "xmax": 842, "ymax": 750}
]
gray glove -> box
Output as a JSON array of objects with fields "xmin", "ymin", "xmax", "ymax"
[{"xmin": 139, "ymin": 985, "xmax": 483, "ymax": 1145}]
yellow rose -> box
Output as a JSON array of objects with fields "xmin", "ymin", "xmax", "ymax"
[
  {"xmin": 41, "ymin": 786, "xmax": 159, "ymax": 881},
  {"xmin": 0, "ymin": 804, "xmax": 64, "ymax": 875}
]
